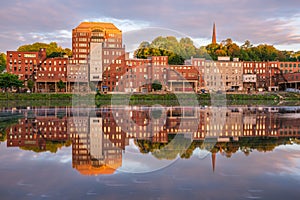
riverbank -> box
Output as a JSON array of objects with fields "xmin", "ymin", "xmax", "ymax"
[{"xmin": 0, "ymin": 92, "xmax": 299, "ymax": 107}]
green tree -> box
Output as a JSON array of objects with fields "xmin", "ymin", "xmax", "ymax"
[
  {"xmin": 215, "ymin": 49, "xmax": 227, "ymax": 57},
  {"xmin": 138, "ymin": 41, "xmax": 150, "ymax": 49},
  {"xmin": 0, "ymin": 53, "xmax": 6, "ymax": 72},
  {"xmin": 206, "ymin": 43, "xmax": 220, "ymax": 60},
  {"xmin": 17, "ymin": 42, "xmax": 72, "ymax": 58},
  {"xmin": 135, "ymin": 36, "xmax": 198, "ymax": 63},
  {"xmin": 27, "ymin": 79, "xmax": 34, "ymax": 91},
  {"xmin": 152, "ymin": 80, "xmax": 162, "ymax": 91},
  {"xmin": 196, "ymin": 46, "xmax": 211, "ymax": 59},
  {"xmin": 0, "ymin": 73, "xmax": 23, "ymax": 92},
  {"xmin": 256, "ymin": 44, "xmax": 278, "ymax": 61},
  {"xmin": 227, "ymin": 43, "xmax": 240, "ymax": 59},
  {"xmin": 179, "ymin": 37, "xmax": 197, "ymax": 59},
  {"xmin": 57, "ymin": 80, "xmax": 65, "ymax": 92}
]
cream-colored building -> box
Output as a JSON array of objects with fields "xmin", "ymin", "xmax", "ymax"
[{"xmin": 203, "ymin": 57, "xmax": 243, "ymax": 92}]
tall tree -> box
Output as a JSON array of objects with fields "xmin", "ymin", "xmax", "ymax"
[{"xmin": 0, "ymin": 53, "xmax": 6, "ymax": 72}]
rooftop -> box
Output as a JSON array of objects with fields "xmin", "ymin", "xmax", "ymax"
[{"xmin": 73, "ymin": 22, "xmax": 122, "ymax": 33}]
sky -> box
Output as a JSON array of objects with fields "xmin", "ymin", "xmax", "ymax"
[{"xmin": 0, "ymin": 0, "xmax": 300, "ymax": 53}]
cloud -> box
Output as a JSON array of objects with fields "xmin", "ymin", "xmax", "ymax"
[
  {"xmin": 0, "ymin": 0, "xmax": 300, "ymax": 52},
  {"xmin": 81, "ymin": 17, "xmax": 151, "ymax": 32}
]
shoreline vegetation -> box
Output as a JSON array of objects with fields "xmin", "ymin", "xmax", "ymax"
[{"xmin": 0, "ymin": 92, "xmax": 300, "ymax": 107}]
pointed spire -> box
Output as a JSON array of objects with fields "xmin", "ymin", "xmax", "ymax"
[
  {"xmin": 212, "ymin": 22, "xmax": 217, "ymax": 44},
  {"xmin": 211, "ymin": 152, "xmax": 216, "ymax": 172}
]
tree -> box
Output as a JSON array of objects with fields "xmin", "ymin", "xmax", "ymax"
[
  {"xmin": 227, "ymin": 43, "xmax": 240, "ymax": 59},
  {"xmin": 138, "ymin": 41, "xmax": 150, "ymax": 49},
  {"xmin": 0, "ymin": 53, "xmax": 6, "ymax": 72},
  {"xmin": 152, "ymin": 80, "xmax": 162, "ymax": 91},
  {"xmin": 206, "ymin": 43, "xmax": 220, "ymax": 60},
  {"xmin": 27, "ymin": 79, "xmax": 34, "ymax": 91},
  {"xmin": 256, "ymin": 44, "xmax": 278, "ymax": 61},
  {"xmin": 135, "ymin": 35, "xmax": 298, "ymax": 62},
  {"xmin": 57, "ymin": 80, "xmax": 65, "ymax": 92},
  {"xmin": 221, "ymin": 38, "xmax": 233, "ymax": 46},
  {"xmin": 0, "ymin": 73, "xmax": 23, "ymax": 92},
  {"xmin": 17, "ymin": 42, "xmax": 72, "ymax": 57},
  {"xmin": 135, "ymin": 47, "xmax": 184, "ymax": 65},
  {"xmin": 241, "ymin": 40, "xmax": 253, "ymax": 50},
  {"xmin": 196, "ymin": 46, "xmax": 211, "ymax": 59},
  {"xmin": 179, "ymin": 37, "xmax": 197, "ymax": 59},
  {"xmin": 135, "ymin": 36, "xmax": 198, "ymax": 63}
]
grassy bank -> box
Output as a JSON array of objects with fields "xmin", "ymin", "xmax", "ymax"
[
  {"xmin": 0, "ymin": 93, "xmax": 73, "ymax": 100},
  {"xmin": 0, "ymin": 92, "xmax": 300, "ymax": 107}
]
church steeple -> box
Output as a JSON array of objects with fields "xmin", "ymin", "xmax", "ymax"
[{"xmin": 212, "ymin": 22, "xmax": 217, "ymax": 44}]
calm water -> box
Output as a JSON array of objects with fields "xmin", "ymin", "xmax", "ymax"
[{"xmin": 0, "ymin": 105, "xmax": 300, "ymax": 200}]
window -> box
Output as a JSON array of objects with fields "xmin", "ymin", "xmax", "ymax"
[
  {"xmin": 79, "ymin": 43, "xmax": 87, "ymax": 47},
  {"xmin": 79, "ymin": 49, "xmax": 87, "ymax": 53}
]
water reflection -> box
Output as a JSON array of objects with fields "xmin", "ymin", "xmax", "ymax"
[{"xmin": 1, "ymin": 106, "xmax": 300, "ymax": 175}]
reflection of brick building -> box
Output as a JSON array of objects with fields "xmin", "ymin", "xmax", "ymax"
[
  {"xmin": 5, "ymin": 106, "xmax": 300, "ymax": 176},
  {"xmin": 70, "ymin": 109, "xmax": 125, "ymax": 176},
  {"xmin": 7, "ymin": 108, "xmax": 69, "ymax": 150}
]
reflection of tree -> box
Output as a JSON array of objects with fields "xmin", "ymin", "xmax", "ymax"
[
  {"xmin": 291, "ymin": 138, "xmax": 300, "ymax": 145},
  {"xmin": 136, "ymin": 140, "xmax": 168, "ymax": 154},
  {"xmin": 238, "ymin": 137, "xmax": 292, "ymax": 153},
  {"xmin": 20, "ymin": 140, "xmax": 72, "ymax": 153},
  {"xmin": 181, "ymin": 141, "xmax": 204, "ymax": 159},
  {"xmin": 135, "ymin": 136, "xmax": 295, "ymax": 160},
  {"xmin": 135, "ymin": 134, "xmax": 193, "ymax": 160}
]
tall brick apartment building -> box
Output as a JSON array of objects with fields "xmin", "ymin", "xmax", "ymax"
[{"xmin": 71, "ymin": 22, "xmax": 125, "ymax": 91}]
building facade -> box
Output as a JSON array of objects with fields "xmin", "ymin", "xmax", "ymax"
[
  {"xmin": 6, "ymin": 21, "xmax": 300, "ymax": 93},
  {"xmin": 72, "ymin": 22, "xmax": 125, "ymax": 89}
]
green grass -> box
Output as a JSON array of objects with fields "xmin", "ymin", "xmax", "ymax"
[
  {"xmin": 0, "ymin": 93, "xmax": 73, "ymax": 100},
  {"xmin": 0, "ymin": 92, "xmax": 299, "ymax": 107}
]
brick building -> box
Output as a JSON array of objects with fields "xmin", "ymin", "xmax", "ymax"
[
  {"xmin": 6, "ymin": 21, "xmax": 300, "ymax": 93},
  {"xmin": 6, "ymin": 48, "xmax": 69, "ymax": 92},
  {"xmin": 72, "ymin": 22, "xmax": 125, "ymax": 90},
  {"xmin": 278, "ymin": 72, "xmax": 300, "ymax": 90}
]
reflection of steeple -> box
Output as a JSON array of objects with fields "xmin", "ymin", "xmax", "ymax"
[
  {"xmin": 212, "ymin": 22, "xmax": 217, "ymax": 44},
  {"xmin": 211, "ymin": 152, "xmax": 216, "ymax": 172}
]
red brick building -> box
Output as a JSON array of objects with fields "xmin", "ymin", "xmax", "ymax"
[
  {"xmin": 6, "ymin": 48, "xmax": 69, "ymax": 92},
  {"xmin": 278, "ymin": 72, "xmax": 300, "ymax": 90},
  {"xmin": 6, "ymin": 108, "xmax": 69, "ymax": 150},
  {"xmin": 72, "ymin": 22, "xmax": 125, "ymax": 90}
]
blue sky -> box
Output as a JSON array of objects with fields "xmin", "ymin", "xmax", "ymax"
[{"xmin": 0, "ymin": 0, "xmax": 300, "ymax": 53}]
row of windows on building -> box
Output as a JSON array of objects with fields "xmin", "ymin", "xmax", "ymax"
[{"xmin": 9, "ymin": 59, "xmax": 66, "ymax": 66}]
